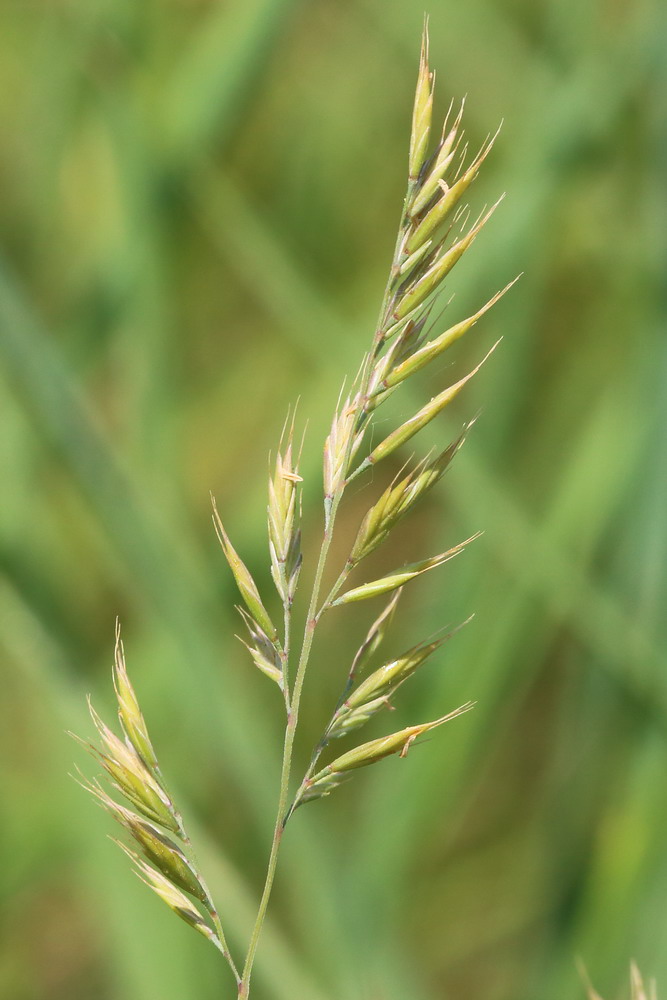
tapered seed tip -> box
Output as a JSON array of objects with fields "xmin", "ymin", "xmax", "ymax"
[
  {"xmin": 421, "ymin": 14, "xmax": 429, "ymax": 54},
  {"xmin": 471, "ymin": 339, "xmax": 502, "ymax": 373}
]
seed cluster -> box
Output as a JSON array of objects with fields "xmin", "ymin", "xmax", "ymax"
[{"xmin": 72, "ymin": 625, "xmax": 238, "ymax": 976}]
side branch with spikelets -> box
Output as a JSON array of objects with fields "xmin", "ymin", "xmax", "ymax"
[
  {"xmin": 73, "ymin": 22, "xmax": 523, "ymax": 1000},
  {"xmin": 71, "ymin": 624, "xmax": 239, "ymax": 982}
]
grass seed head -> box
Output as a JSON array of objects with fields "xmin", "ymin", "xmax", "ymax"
[
  {"xmin": 112, "ymin": 621, "xmax": 158, "ymax": 771},
  {"xmin": 408, "ymin": 22, "xmax": 434, "ymax": 180},
  {"xmin": 268, "ymin": 425, "xmax": 303, "ymax": 604}
]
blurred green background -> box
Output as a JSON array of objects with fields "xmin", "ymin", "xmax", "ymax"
[{"xmin": 1, "ymin": 1, "xmax": 665, "ymax": 999}]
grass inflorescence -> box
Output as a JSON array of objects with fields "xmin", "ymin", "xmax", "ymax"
[
  {"xmin": 72, "ymin": 21, "xmax": 514, "ymax": 997},
  {"xmin": 72, "ymin": 21, "xmax": 652, "ymax": 1000}
]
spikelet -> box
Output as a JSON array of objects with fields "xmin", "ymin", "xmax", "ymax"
[
  {"xmin": 112, "ymin": 621, "xmax": 158, "ymax": 770},
  {"xmin": 347, "ymin": 638, "xmax": 442, "ymax": 711},
  {"xmin": 348, "ymin": 432, "xmax": 468, "ymax": 565},
  {"xmin": 323, "ymin": 391, "xmax": 365, "ymax": 504},
  {"xmin": 328, "ymin": 638, "xmax": 442, "ymax": 739},
  {"xmin": 408, "ymin": 21, "xmax": 434, "ymax": 181},
  {"xmin": 384, "ymin": 280, "xmax": 518, "ymax": 390},
  {"xmin": 74, "ymin": 699, "xmax": 182, "ymax": 835},
  {"xmin": 406, "ymin": 125, "xmax": 502, "ymax": 247},
  {"xmin": 408, "ymin": 99, "xmax": 465, "ymax": 216},
  {"xmin": 331, "ymin": 536, "xmax": 479, "ymax": 607},
  {"xmin": 358, "ymin": 343, "xmax": 498, "ymax": 474},
  {"xmin": 116, "ymin": 842, "xmax": 221, "ymax": 949},
  {"xmin": 84, "ymin": 781, "xmax": 207, "ymax": 901},
  {"xmin": 333, "ymin": 537, "xmax": 478, "ymax": 612},
  {"xmin": 302, "ymin": 704, "xmax": 475, "ymax": 803},
  {"xmin": 268, "ymin": 418, "xmax": 303, "ymax": 606},
  {"xmin": 326, "ymin": 695, "xmax": 390, "ymax": 739},
  {"xmin": 396, "ymin": 201, "xmax": 503, "ymax": 320},
  {"xmin": 237, "ymin": 607, "xmax": 284, "ymax": 689},
  {"xmin": 630, "ymin": 964, "xmax": 657, "ymax": 1000},
  {"xmin": 348, "ymin": 590, "xmax": 402, "ymax": 681}
]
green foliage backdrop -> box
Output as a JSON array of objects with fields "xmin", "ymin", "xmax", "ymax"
[{"xmin": 0, "ymin": 1, "xmax": 664, "ymax": 998}]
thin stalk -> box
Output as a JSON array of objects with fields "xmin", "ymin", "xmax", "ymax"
[
  {"xmin": 281, "ymin": 603, "xmax": 292, "ymax": 714},
  {"xmin": 239, "ymin": 182, "xmax": 415, "ymax": 999},
  {"xmin": 316, "ymin": 561, "xmax": 354, "ymax": 618},
  {"xmin": 238, "ymin": 493, "xmax": 342, "ymax": 996},
  {"xmin": 181, "ymin": 833, "xmax": 240, "ymax": 982},
  {"xmin": 210, "ymin": 903, "xmax": 240, "ymax": 981},
  {"xmin": 284, "ymin": 643, "xmax": 364, "ymax": 820}
]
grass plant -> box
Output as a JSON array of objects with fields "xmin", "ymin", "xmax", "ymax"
[
  {"xmin": 68, "ymin": 19, "xmax": 658, "ymax": 1000},
  {"xmin": 73, "ymin": 24, "xmax": 507, "ymax": 996}
]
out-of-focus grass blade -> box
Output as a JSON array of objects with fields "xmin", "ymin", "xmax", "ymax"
[{"xmin": 161, "ymin": 0, "xmax": 298, "ymax": 159}]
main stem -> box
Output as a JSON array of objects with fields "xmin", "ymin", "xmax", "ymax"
[
  {"xmin": 238, "ymin": 494, "xmax": 342, "ymax": 997},
  {"xmin": 238, "ymin": 191, "xmax": 412, "ymax": 999}
]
